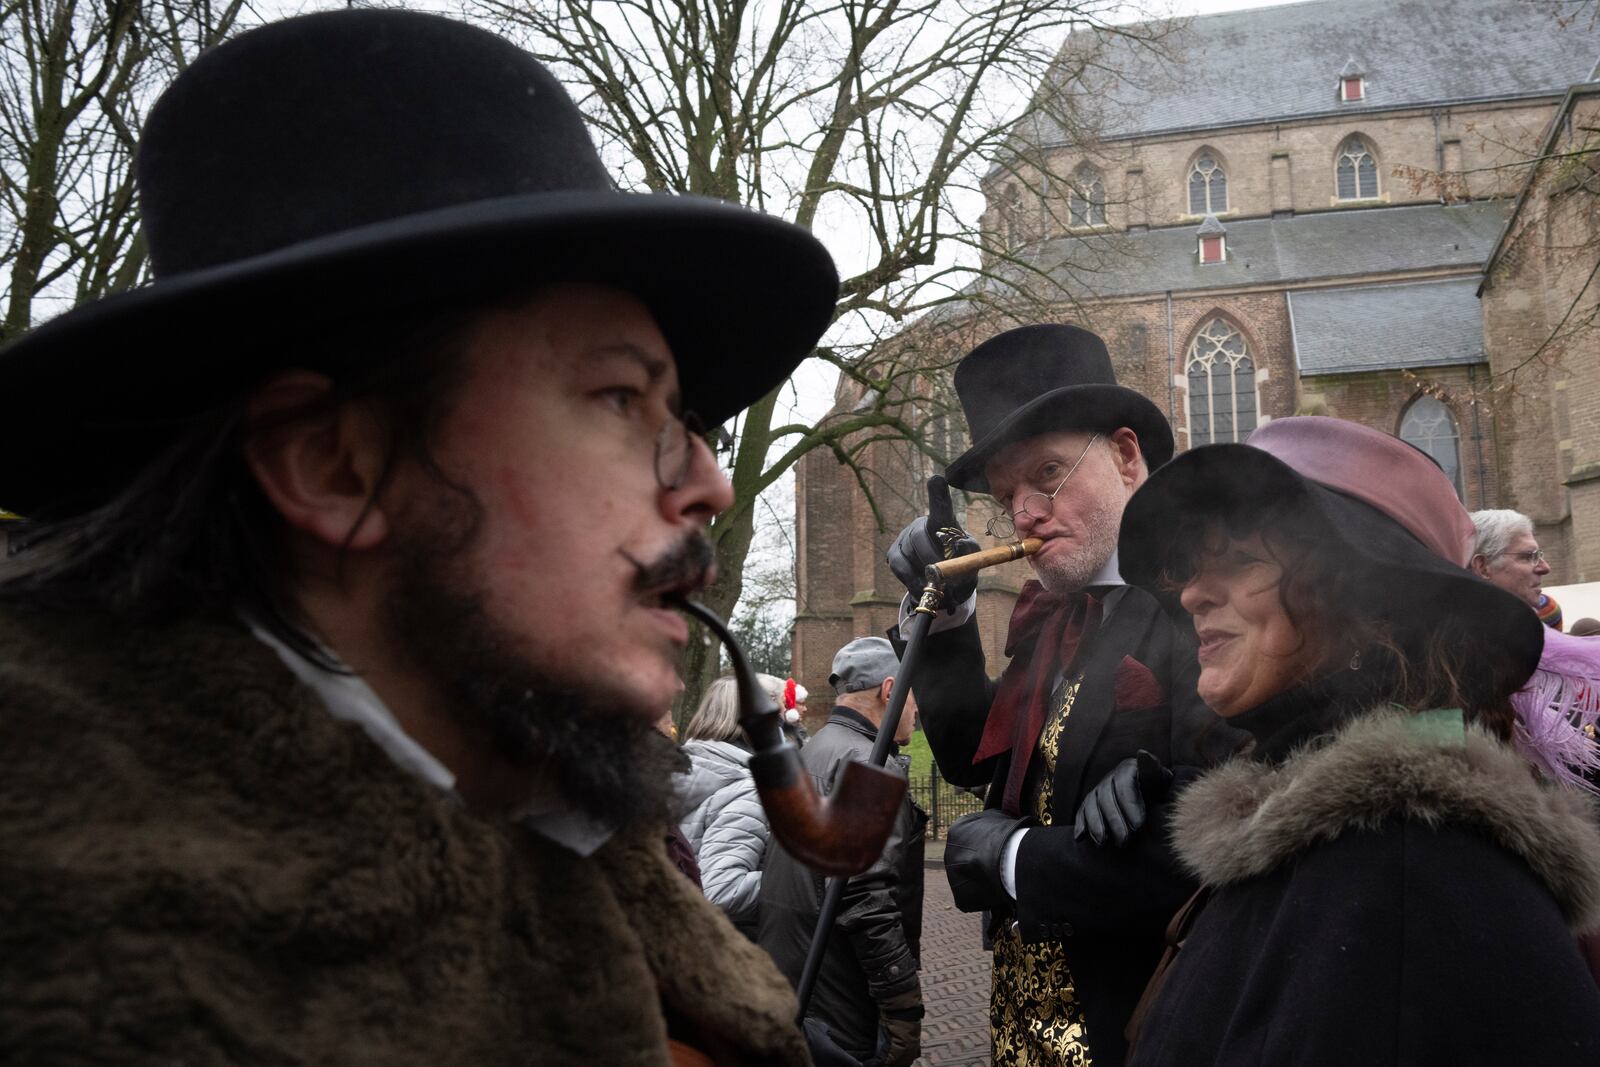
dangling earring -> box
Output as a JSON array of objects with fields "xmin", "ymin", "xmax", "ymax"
[{"xmin": 1349, "ymin": 648, "xmax": 1363, "ymax": 672}]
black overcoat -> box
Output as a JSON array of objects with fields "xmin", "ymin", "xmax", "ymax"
[
  {"xmin": 1131, "ymin": 708, "xmax": 1600, "ymax": 1066},
  {"xmin": 907, "ymin": 584, "xmax": 1239, "ymax": 1065}
]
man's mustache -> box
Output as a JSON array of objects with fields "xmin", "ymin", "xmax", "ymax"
[{"xmin": 623, "ymin": 535, "xmax": 715, "ymax": 595}]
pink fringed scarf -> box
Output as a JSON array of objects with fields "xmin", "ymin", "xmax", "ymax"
[{"xmin": 1511, "ymin": 627, "xmax": 1600, "ymax": 794}]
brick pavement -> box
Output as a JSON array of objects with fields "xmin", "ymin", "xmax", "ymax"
[{"xmin": 917, "ymin": 862, "xmax": 991, "ymax": 1066}]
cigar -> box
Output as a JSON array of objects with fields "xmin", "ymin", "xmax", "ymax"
[{"xmin": 925, "ymin": 537, "xmax": 1043, "ymax": 581}]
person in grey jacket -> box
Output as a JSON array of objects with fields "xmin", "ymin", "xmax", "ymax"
[
  {"xmin": 758, "ymin": 638, "xmax": 929, "ymax": 1067},
  {"xmin": 677, "ymin": 674, "xmax": 777, "ymax": 936}
]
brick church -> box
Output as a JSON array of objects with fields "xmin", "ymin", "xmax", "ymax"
[{"xmin": 792, "ymin": 0, "xmax": 1600, "ymax": 700}]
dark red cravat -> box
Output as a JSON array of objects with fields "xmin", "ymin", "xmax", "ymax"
[{"xmin": 974, "ymin": 581, "xmax": 1101, "ymax": 816}]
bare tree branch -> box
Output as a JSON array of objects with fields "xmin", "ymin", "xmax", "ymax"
[{"xmin": 0, "ymin": 0, "xmax": 251, "ymax": 342}]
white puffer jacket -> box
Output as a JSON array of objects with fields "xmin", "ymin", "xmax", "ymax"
[{"xmin": 676, "ymin": 739, "xmax": 770, "ymax": 932}]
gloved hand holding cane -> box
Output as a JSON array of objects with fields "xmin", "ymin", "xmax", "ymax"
[{"xmin": 887, "ymin": 475, "xmax": 981, "ymax": 612}]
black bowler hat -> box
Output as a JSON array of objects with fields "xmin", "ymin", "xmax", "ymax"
[
  {"xmin": 942, "ymin": 325, "xmax": 1174, "ymax": 493},
  {"xmin": 0, "ymin": 10, "xmax": 838, "ymax": 516}
]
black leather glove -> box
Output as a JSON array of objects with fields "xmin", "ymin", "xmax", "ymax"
[
  {"xmin": 1073, "ymin": 749, "xmax": 1174, "ymax": 847},
  {"xmin": 874, "ymin": 985, "xmax": 923, "ymax": 1067},
  {"xmin": 944, "ymin": 808, "xmax": 1024, "ymax": 913},
  {"xmin": 887, "ymin": 475, "xmax": 980, "ymax": 611}
]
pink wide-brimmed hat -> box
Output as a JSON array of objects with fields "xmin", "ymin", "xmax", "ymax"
[
  {"xmin": 1118, "ymin": 416, "xmax": 1542, "ymax": 690},
  {"xmin": 1243, "ymin": 418, "xmax": 1477, "ymax": 568}
]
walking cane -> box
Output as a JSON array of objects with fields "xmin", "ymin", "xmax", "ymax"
[{"xmin": 791, "ymin": 535, "xmax": 1040, "ymax": 1018}]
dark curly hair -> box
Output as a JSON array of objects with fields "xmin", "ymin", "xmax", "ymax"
[{"xmin": 1155, "ymin": 491, "xmax": 1518, "ymax": 740}]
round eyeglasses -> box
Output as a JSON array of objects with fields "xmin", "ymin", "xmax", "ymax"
[
  {"xmin": 654, "ymin": 410, "xmax": 707, "ymax": 491},
  {"xmin": 984, "ymin": 433, "xmax": 1101, "ymax": 541}
]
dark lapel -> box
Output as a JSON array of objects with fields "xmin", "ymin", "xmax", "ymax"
[{"xmin": 1051, "ymin": 587, "xmax": 1160, "ymax": 812}]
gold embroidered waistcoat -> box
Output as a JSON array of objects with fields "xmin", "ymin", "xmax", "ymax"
[{"xmin": 991, "ymin": 677, "xmax": 1095, "ymax": 1066}]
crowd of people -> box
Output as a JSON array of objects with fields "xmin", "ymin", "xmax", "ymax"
[{"xmin": 5, "ymin": 9, "xmax": 1600, "ymax": 1067}]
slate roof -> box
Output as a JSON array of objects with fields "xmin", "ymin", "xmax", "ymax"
[
  {"xmin": 1289, "ymin": 277, "xmax": 1486, "ymax": 375},
  {"xmin": 986, "ymin": 199, "xmax": 1510, "ymax": 301},
  {"xmin": 1031, "ymin": 0, "xmax": 1600, "ymax": 146}
]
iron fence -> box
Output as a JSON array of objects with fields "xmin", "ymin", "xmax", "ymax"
[{"xmin": 907, "ymin": 771, "xmax": 988, "ymax": 839}]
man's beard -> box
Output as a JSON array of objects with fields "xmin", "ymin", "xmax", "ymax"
[
  {"xmin": 1033, "ymin": 492, "xmax": 1123, "ymax": 593},
  {"xmin": 379, "ymin": 491, "xmax": 693, "ymax": 830}
]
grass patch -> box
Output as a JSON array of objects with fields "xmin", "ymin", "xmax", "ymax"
[{"xmin": 902, "ymin": 727, "xmax": 934, "ymax": 780}]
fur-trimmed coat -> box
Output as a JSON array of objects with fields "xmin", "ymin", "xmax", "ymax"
[
  {"xmin": 1130, "ymin": 709, "xmax": 1600, "ymax": 1066},
  {"xmin": 0, "ymin": 605, "xmax": 809, "ymax": 1066}
]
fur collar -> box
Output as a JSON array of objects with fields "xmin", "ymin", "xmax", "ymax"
[
  {"xmin": 1174, "ymin": 709, "xmax": 1600, "ymax": 931},
  {"xmin": 594, "ymin": 827, "xmax": 805, "ymax": 1061},
  {"xmin": 0, "ymin": 605, "xmax": 807, "ymax": 1065}
]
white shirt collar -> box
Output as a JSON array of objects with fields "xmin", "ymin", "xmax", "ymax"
[
  {"xmin": 1089, "ymin": 548, "xmax": 1126, "ymax": 588},
  {"xmin": 244, "ymin": 617, "xmax": 615, "ymax": 856},
  {"xmin": 246, "ymin": 617, "xmax": 458, "ymax": 794}
]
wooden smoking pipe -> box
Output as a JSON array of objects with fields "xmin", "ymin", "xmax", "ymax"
[
  {"xmin": 672, "ymin": 596, "xmax": 904, "ymax": 877},
  {"xmin": 669, "ymin": 538, "xmax": 1040, "ymax": 877}
]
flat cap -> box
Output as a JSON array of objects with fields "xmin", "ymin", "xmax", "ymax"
[{"xmin": 829, "ymin": 637, "xmax": 900, "ymax": 694}]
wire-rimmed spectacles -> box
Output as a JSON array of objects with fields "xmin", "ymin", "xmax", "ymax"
[
  {"xmin": 984, "ymin": 433, "xmax": 1101, "ymax": 541},
  {"xmin": 654, "ymin": 410, "xmax": 707, "ymax": 491},
  {"xmin": 1503, "ymin": 548, "xmax": 1548, "ymax": 566}
]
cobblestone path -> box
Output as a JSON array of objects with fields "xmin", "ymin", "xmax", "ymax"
[{"xmin": 917, "ymin": 863, "xmax": 991, "ymax": 1066}]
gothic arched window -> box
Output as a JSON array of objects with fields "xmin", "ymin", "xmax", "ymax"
[
  {"xmin": 1188, "ymin": 154, "xmax": 1227, "ymax": 215},
  {"xmin": 1069, "ymin": 166, "xmax": 1106, "ymax": 227},
  {"xmin": 1186, "ymin": 318, "xmax": 1257, "ymax": 445},
  {"xmin": 1002, "ymin": 183, "xmax": 1025, "ymax": 247},
  {"xmin": 1336, "ymin": 136, "xmax": 1379, "ymax": 200},
  {"xmin": 1399, "ymin": 395, "xmax": 1463, "ymax": 498}
]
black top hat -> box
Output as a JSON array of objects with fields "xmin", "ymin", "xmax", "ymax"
[
  {"xmin": 0, "ymin": 10, "xmax": 839, "ymax": 516},
  {"xmin": 942, "ymin": 324, "xmax": 1174, "ymax": 493}
]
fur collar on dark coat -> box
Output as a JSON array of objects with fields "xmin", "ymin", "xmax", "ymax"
[
  {"xmin": 1172, "ymin": 708, "xmax": 1600, "ymax": 932},
  {"xmin": 0, "ymin": 604, "xmax": 807, "ymax": 1065}
]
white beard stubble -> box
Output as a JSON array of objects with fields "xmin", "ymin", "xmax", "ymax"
[{"xmin": 1031, "ymin": 489, "xmax": 1124, "ymax": 593}]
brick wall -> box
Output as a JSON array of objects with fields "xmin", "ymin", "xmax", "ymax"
[
  {"xmin": 1300, "ymin": 366, "xmax": 1500, "ymax": 514},
  {"xmin": 982, "ymin": 101, "xmax": 1551, "ymax": 245},
  {"xmin": 794, "ymin": 422, "xmax": 861, "ymax": 711},
  {"xmin": 1035, "ymin": 291, "xmax": 1299, "ymax": 450},
  {"xmin": 1480, "ymin": 92, "xmax": 1600, "ymax": 582}
]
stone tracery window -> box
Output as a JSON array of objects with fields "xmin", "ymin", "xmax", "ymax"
[
  {"xmin": 1069, "ymin": 165, "xmax": 1106, "ymax": 227},
  {"xmin": 1399, "ymin": 395, "xmax": 1463, "ymax": 498},
  {"xmin": 1002, "ymin": 182, "xmax": 1025, "ymax": 247},
  {"xmin": 1336, "ymin": 136, "xmax": 1379, "ymax": 200},
  {"xmin": 1188, "ymin": 154, "xmax": 1227, "ymax": 215},
  {"xmin": 1186, "ymin": 317, "xmax": 1257, "ymax": 445}
]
